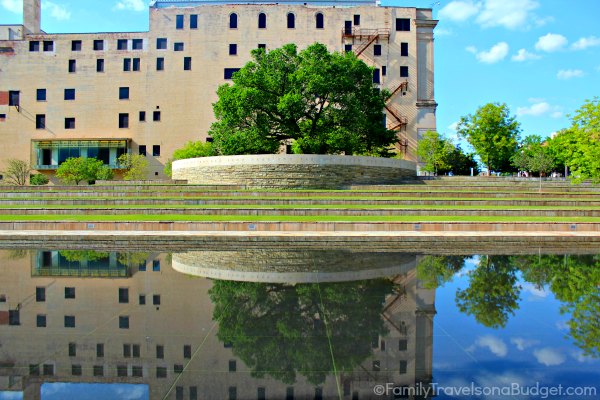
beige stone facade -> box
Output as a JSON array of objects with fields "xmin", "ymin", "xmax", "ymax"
[{"xmin": 0, "ymin": 0, "xmax": 437, "ymax": 182}]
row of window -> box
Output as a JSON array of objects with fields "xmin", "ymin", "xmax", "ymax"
[
  {"xmin": 34, "ymin": 112, "xmax": 161, "ymax": 130},
  {"xmin": 33, "ymin": 315, "xmax": 129, "ymax": 328},
  {"xmin": 65, "ymin": 342, "xmax": 192, "ymax": 359},
  {"xmin": 30, "ymin": 39, "xmax": 143, "ymax": 53}
]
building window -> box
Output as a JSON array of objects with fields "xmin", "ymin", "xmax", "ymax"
[
  {"xmin": 29, "ymin": 365, "xmax": 40, "ymax": 376},
  {"xmin": 43, "ymin": 41, "xmax": 54, "ymax": 51},
  {"xmin": 139, "ymin": 111, "xmax": 146, "ymax": 122},
  {"xmin": 139, "ymin": 145, "xmax": 147, "ymax": 156},
  {"xmin": 133, "ymin": 58, "xmax": 140, "ymax": 71},
  {"xmin": 174, "ymin": 364, "xmax": 184, "ymax": 373},
  {"xmin": 401, "ymin": 42, "xmax": 408, "ymax": 57},
  {"xmin": 174, "ymin": 42, "xmax": 184, "ymax": 51},
  {"xmin": 8, "ymin": 91, "xmax": 20, "ymax": 107},
  {"xmin": 119, "ymin": 288, "xmax": 129, "ymax": 303},
  {"xmin": 133, "ymin": 344, "xmax": 140, "ymax": 358},
  {"xmin": 176, "ymin": 14, "xmax": 184, "ymax": 29},
  {"xmin": 117, "ymin": 39, "xmax": 128, "ymax": 50},
  {"xmin": 43, "ymin": 364, "xmax": 54, "ymax": 376},
  {"xmin": 132, "ymin": 366, "xmax": 143, "ymax": 377},
  {"xmin": 400, "ymin": 66, "xmax": 409, "ymax": 77},
  {"xmin": 153, "ymin": 145, "xmax": 161, "ymax": 156},
  {"xmin": 119, "ymin": 113, "xmax": 129, "ymax": 128},
  {"xmin": 93, "ymin": 40, "xmax": 104, "ymax": 51},
  {"xmin": 156, "ymin": 345, "xmax": 164, "ymax": 359},
  {"xmin": 156, "ymin": 38, "xmax": 167, "ymax": 49},
  {"xmin": 36, "ymin": 114, "xmax": 45, "ymax": 129},
  {"xmin": 258, "ymin": 44, "xmax": 266, "ymax": 50},
  {"xmin": 373, "ymin": 68, "xmax": 380, "ymax": 84},
  {"xmin": 65, "ymin": 118, "xmax": 76, "ymax": 129},
  {"xmin": 0, "ymin": 114, "xmax": 5, "ymax": 121},
  {"xmin": 153, "ymin": 294, "xmax": 161, "ymax": 305},
  {"xmin": 399, "ymin": 339, "xmax": 408, "ymax": 351},
  {"xmin": 119, "ymin": 87, "xmax": 129, "ymax": 100},
  {"xmin": 69, "ymin": 343, "xmax": 76, "ymax": 357},
  {"xmin": 176, "ymin": 387, "xmax": 184, "ymax": 400},
  {"xmin": 315, "ymin": 388, "xmax": 323, "ymax": 400},
  {"xmin": 124, "ymin": 344, "xmax": 131, "ymax": 357},
  {"xmin": 65, "ymin": 287, "xmax": 75, "ymax": 299},
  {"xmin": 374, "ymin": 44, "xmax": 382, "ymax": 56},
  {"xmin": 117, "ymin": 365, "xmax": 128, "ymax": 377},
  {"xmin": 153, "ymin": 111, "xmax": 161, "ymax": 122},
  {"xmin": 36, "ymin": 314, "xmax": 47, "ymax": 327},
  {"xmin": 93, "ymin": 365, "xmax": 104, "ymax": 377},
  {"xmin": 190, "ymin": 14, "xmax": 198, "ymax": 29},
  {"xmin": 382, "ymin": 65, "xmax": 387, "ymax": 76},
  {"xmin": 97, "ymin": 343, "xmax": 104, "ymax": 357},
  {"xmin": 72, "ymin": 365, "xmax": 82, "ymax": 376},
  {"xmin": 139, "ymin": 294, "xmax": 146, "ymax": 304},
  {"xmin": 119, "ymin": 316, "xmax": 130, "ymax": 329},
  {"xmin": 315, "ymin": 12, "xmax": 324, "ymax": 29},
  {"xmin": 184, "ymin": 57, "xmax": 192, "ymax": 70},
  {"xmin": 132, "ymin": 39, "xmax": 143, "ymax": 50},
  {"xmin": 68, "ymin": 59, "xmax": 76, "ymax": 73},
  {"xmin": 229, "ymin": 43, "xmax": 237, "ymax": 55},
  {"xmin": 29, "ymin": 41, "xmax": 40, "ymax": 51},
  {"xmin": 354, "ymin": 14, "xmax": 361, "ymax": 26},
  {"xmin": 183, "ymin": 344, "xmax": 192, "ymax": 358},
  {"xmin": 229, "ymin": 387, "xmax": 237, "ymax": 400},
  {"xmin": 64, "ymin": 315, "xmax": 75, "ymax": 328},
  {"xmin": 96, "ymin": 59, "xmax": 104, "ymax": 72},
  {"xmin": 258, "ymin": 13, "xmax": 266, "ymax": 29},
  {"xmin": 344, "ymin": 44, "xmax": 352, "ymax": 53},
  {"xmin": 224, "ymin": 68, "xmax": 240, "ymax": 80},
  {"xmin": 64, "ymin": 89, "xmax": 75, "ymax": 100},
  {"xmin": 396, "ymin": 18, "xmax": 410, "ymax": 31},
  {"xmin": 156, "ymin": 367, "xmax": 167, "ymax": 378},
  {"xmin": 229, "ymin": 360, "xmax": 236, "ymax": 372},
  {"xmin": 190, "ymin": 387, "xmax": 198, "ymax": 400},
  {"xmin": 36, "ymin": 287, "xmax": 45, "ymax": 302},
  {"xmin": 156, "ymin": 57, "xmax": 164, "ymax": 71},
  {"xmin": 229, "ymin": 13, "xmax": 238, "ymax": 29},
  {"xmin": 399, "ymin": 360, "xmax": 407, "ymax": 374},
  {"xmin": 257, "ymin": 388, "xmax": 266, "ymax": 400},
  {"xmin": 8, "ymin": 309, "xmax": 19, "ymax": 325},
  {"xmin": 71, "ymin": 40, "xmax": 82, "ymax": 51},
  {"xmin": 124, "ymin": 58, "xmax": 131, "ymax": 71},
  {"xmin": 287, "ymin": 13, "xmax": 295, "ymax": 29}
]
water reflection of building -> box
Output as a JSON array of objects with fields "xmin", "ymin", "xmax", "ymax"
[{"xmin": 0, "ymin": 249, "xmax": 435, "ymax": 400}]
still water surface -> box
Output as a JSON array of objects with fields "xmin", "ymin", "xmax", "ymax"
[{"xmin": 0, "ymin": 247, "xmax": 598, "ymax": 399}]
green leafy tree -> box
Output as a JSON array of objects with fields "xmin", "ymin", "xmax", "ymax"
[
  {"xmin": 56, "ymin": 157, "xmax": 112, "ymax": 185},
  {"xmin": 417, "ymin": 255, "xmax": 467, "ymax": 289},
  {"xmin": 457, "ymin": 103, "xmax": 521, "ymax": 174},
  {"xmin": 209, "ymin": 279, "xmax": 395, "ymax": 385},
  {"xmin": 209, "ymin": 43, "xmax": 397, "ymax": 156},
  {"xmin": 118, "ymin": 153, "xmax": 149, "ymax": 180},
  {"xmin": 511, "ymin": 135, "xmax": 556, "ymax": 191},
  {"xmin": 547, "ymin": 98, "xmax": 600, "ymax": 183},
  {"xmin": 417, "ymin": 131, "xmax": 455, "ymax": 175},
  {"xmin": 164, "ymin": 141, "xmax": 216, "ymax": 177},
  {"xmin": 3, "ymin": 159, "xmax": 30, "ymax": 186},
  {"xmin": 29, "ymin": 173, "xmax": 49, "ymax": 185}
]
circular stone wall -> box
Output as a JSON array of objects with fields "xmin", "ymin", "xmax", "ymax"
[{"xmin": 172, "ymin": 154, "xmax": 416, "ymax": 189}]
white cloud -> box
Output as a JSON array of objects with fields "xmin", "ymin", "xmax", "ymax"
[
  {"xmin": 476, "ymin": 0, "xmax": 540, "ymax": 30},
  {"xmin": 114, "ymin": 0, "xmax": 146, "ymax": 12},
  {"xmin": 512, "ymin": 48, "xmax": 541, "ymax": 62},
  {"xmin": 468, "ymin": 335, "xmax": 508, "ymax": 357},
  {"xmin": 471, "ymin": 42, "xmax": 509, "ymax": 64},
  {"xmin": 533, "ymin": 347, "xmax": 566, "ymax": 366},
  {"xmin": 439, "ymin": 1, "xmax": 481, "ymax": 22},
  {"xmin": 557, "ymin": 69, "xmax": 584, "ymax": 80},
  {"xmin": 571, "ymin": 350, "xmax": 597, "ymax": 363},
  {"xmin": 522, "ymin": 282, "xmax": 550, "ymax": 296},
  {"xmin": 448, "ymin": 122, "xmax": 459, "ymax": 131},
  {"xmin": 435, "ymin": 27, "xmax": 454, "ymax": 37},
  {"xmin": 555, "ymin": 320, "xmax": 569, "ymax": 331},
  {"xmin": 511, "ymin": 337, "xmax": 540, "ymax": 351},
  {"xmin": 1, "ymin": 0, "xmax": 21, "ymax": 13},
  {"xmin": 571, "ymin": 36, "xmax": 600, "ymax": 51},
  {"xmin": 517, "ymin": 101, "xmax": 563, "ymax": 119},
  {"xmin": 535, "ymin": 33, "xmax": 568, "ymax": 52},
  {"xmin": 43, "ymin": 1, "xmax": 71, "ymax": 21}
]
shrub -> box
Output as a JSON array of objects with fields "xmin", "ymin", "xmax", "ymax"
[{"xmin": 30, "ymin": 173, "xmax": 49, "ymax": 186}]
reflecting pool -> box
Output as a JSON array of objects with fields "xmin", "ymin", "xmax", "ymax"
[{"xmin": 0, "ymin": 247, "xmax": 598, "ymax": 399}]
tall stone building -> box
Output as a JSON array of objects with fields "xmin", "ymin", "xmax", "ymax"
[{"xmin": 0, "ymin": 0, "xmax": 437, "ymax": 182}]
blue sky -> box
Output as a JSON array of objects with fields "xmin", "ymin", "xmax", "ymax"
[{"xmin": 1, "ymin": 0, "xmax": 599, "ymax": 147}]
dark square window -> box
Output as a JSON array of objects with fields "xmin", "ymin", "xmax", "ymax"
[
  {"xmin": 124, "ymin": 58, "xmax": 131, "ymax": 71},
  {"xmin": 184, "ymin": 57, "xmax": 192, "ymax": 70},
  {"xmin": 354, "ymin": 14, "xmax": 361, "ymax": 26},
  {"xmin": 401, "ymin": 42, "xmax": 408, "ymax": 57},
  {"xmin": 176, "ymin": 387, "xmax": 184, "ymax": 400},
  {"xmin": 43, "ymin": 364, "xmax": 54, "ymax": 376},
  {"xmin": 68, "ymin": 59, "xmax": 76, "ymax": 73},
  {"xmin": 287, "ymin": 13, "xmax": 295, "ymax": 29},
  {"xmin": 382, "ymin": 65, "xmax": 387, "ymax": 76},
  {"xmin": 229, "ymin": 13, "xmax": 238, "ymax": 29},
  {"xmin": 8, "ymin": 91, "xmax": 19, "ymax": 106},
  {"xmin": 229, "ymin": 360, "xmax": 236, "ymax": 372},
  {"xmin": 190, "ymin": 387, "xmax": 198, "ymax": 400},
  {"xmin": 132, "ymin": 344, "xmax": 140, "ymax": 358},
  {"xmin": 132, "ymin": 39, "xmax": 143, "ymax": 50},
  {"xmin": 93, "ymin": 40, "xmax": 104, "ymax": 51},
  {"xmin": 9, "ymin": 309, "xmax": 20, "ymax": 325},
  {"xmin": 156, "ymin": 57, "xmax": 164, "ymax": 71},
  {"xmin": 258, "ymin": 13, "xmax": 266, "ymax": 29},
  {"xmin": 153, "ymin": 145, "xmax": 161, "ymax": 157},
  {"xmin": 156, "ymin": 345, "xmax": 164, "ymax": 359},
  {"xmin": 174, "ymin": 364, "xmax": 184, "ymax": 374},
  {"xmin": 119, "ymin": 315, "xmax": 129, "ymax": 329},
  {"xmin": 344, "ymin": 44, "xmax": 352, "ymax": 53},
  {"xmin": 65, "ymin": 118, "xmax": 76, "ymax": 129},
  {"xmin": 257, "ymin": 387, "xmax": 266, "ymax": 400},
  {"xmin": 399, "ymin": 360, "xmax": 407, "ymax": 374},
  {"xmin": 315, "ymin": 388, "xmax": 323, "ymax": 400},
  {"xmin": 258, "ymin": 43, "xmax": 266, "ymax": 50},
  {"xmin": 224, "ymin": 68, "xmax": 240, "ymax": 80},
  {"xmin": 399, "ymin": 339, "xmax": 408, "ymax": 351},
  {"xmin": 286, "ymin": 387, "xmax": 294, "ymax": 400},
  {"xmin": 36, "ymin": 114, "xmax": 45, "ymax": 130},
  {"xmin": 174, "ymin": 42, "xmax": 184, "ymax": 51},
  {"xmin": 190, "ymin": 14, "xmax": 198, "ymax": 29},
  {"xmin": 176, "ymin": 14, "xmax": 184, "ymax": 29},
  {"xmin": 139, "ymin": 145, "xmax": 147, "ymax": 156},
  {"xmin": 69, "ymin": 342, "xmax": 76, "ymax": 357},
  {"xmin": 93, "ymin": 365, "xmax": 104, "ymax": 377},
  {"xmin": 229, "ymin": 387, "xmax": 237, "ymax": 400},
  {"xmin": 157, "ymin": 366, "xmax": 167, "ymax": 378},
  {"xmin": 72, "ymin": 365, "xmax": 82, "ymax": 376},
  {"xmin": 97, "ymin": 58, "xmax": 104, "ymax": 72},
  {"xmin": 64, "ymin": 88, "xmax": 75, "ymax": 100},
  {"xmin": 119, "ymin": 288, "xmax": 129, "ymax": 303},
  {"xmin": 43, "ymin": 41, "xmax": 54, "ymax": 51},
  {"xmin": 123, "ymin": 344, "xmax": 131, "ymax": 358},
  {"xmin": 229, "ymin": 43, "xmax": 237, "ymax": 55},
  {"xmin": 156, "ymin": 38, "xmax": 167, "ymax": 49},
  {"xmin": 184, "ymin": 344, "xmax": 191, "ymax": 359},
  {"xmin": 117, "ymin": 365, "xmax": 128, "ymax": 377},
  {"xmin": 119, "ymin": 87, "xmax": 129, "ymax": 100},
  {"xmin": 29, "ymin": 41, "xmax": 40, "ymax": 51},
  {"xmin": 36, "ymin": 314, "xmax": 46, "ymax": 327},
  {"xmin": 153, "ymin": 294, "xmax": 161, "ymax": 305},
  {"xmin": 71, "ymin": 40, "xmax": 82, "ymax": 51},
  {"xmin": 0, "ymin": 114, "xmax": 6, "ymax": 121},
  {"xmin": 29, "ymin": 364, "xmax": 40, "ymax": 376},
  {"xmin": 139, "ymin": 111, "xmax": 146, "ymax": 122},
  {"xmin": 117, "ymin": 39, "xmax": 128, "ymax": 50},
  {"xmin": 132, "ymin": 366, "xmax": 143, "ymax": 377},
  {"xmin": 152, "ymin": 110, "xmax": 161, "ymax": 122},
  {"xmin": 97, "ymin": 343, "xmax": 104, "ymax": 357},
  {"xmin": 133, "ymin": 58, "xmax": 140, "ymax": 71},
  {"xmin": 400, "ymin": 66, "xmax": 409, "ymax": 77},
  {"xmin": 65, "ymin": 287, "xmax": 75, "ymax": 299},
  {"xmin": 396, "ymin": 18, "xmax": 410, "ymax": 31},
  {"xmin": 139, "ymin": 294, "xmax": 146, "ymax": 304},
  {"xmin": 374, "ymin": 44, "xmax": 382, "ymax": 56},
  {"xmin": 64, "ymin": 315, "xmax": 75, "ymax": 328}
]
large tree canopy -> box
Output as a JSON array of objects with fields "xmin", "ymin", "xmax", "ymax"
[{"xmin": 209, "ymin": 43, "xmax": 397, "ymax": 156}]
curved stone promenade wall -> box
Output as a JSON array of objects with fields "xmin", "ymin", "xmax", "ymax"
[{"xmin": 172, "ymin": 154, "xmax": 416, "ymax": 188}]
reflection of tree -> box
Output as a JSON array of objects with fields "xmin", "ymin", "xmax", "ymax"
[
  {"xmin": 209, "ymin": 279, "xmax": 395, "ymax": 385},
  {"xmin": 417, "ymin": 255, "xmax": 467, "ymax": 289},
  {"xmin": 59, "ymin": 250, "xmax": 110, "ymax": 262}
]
